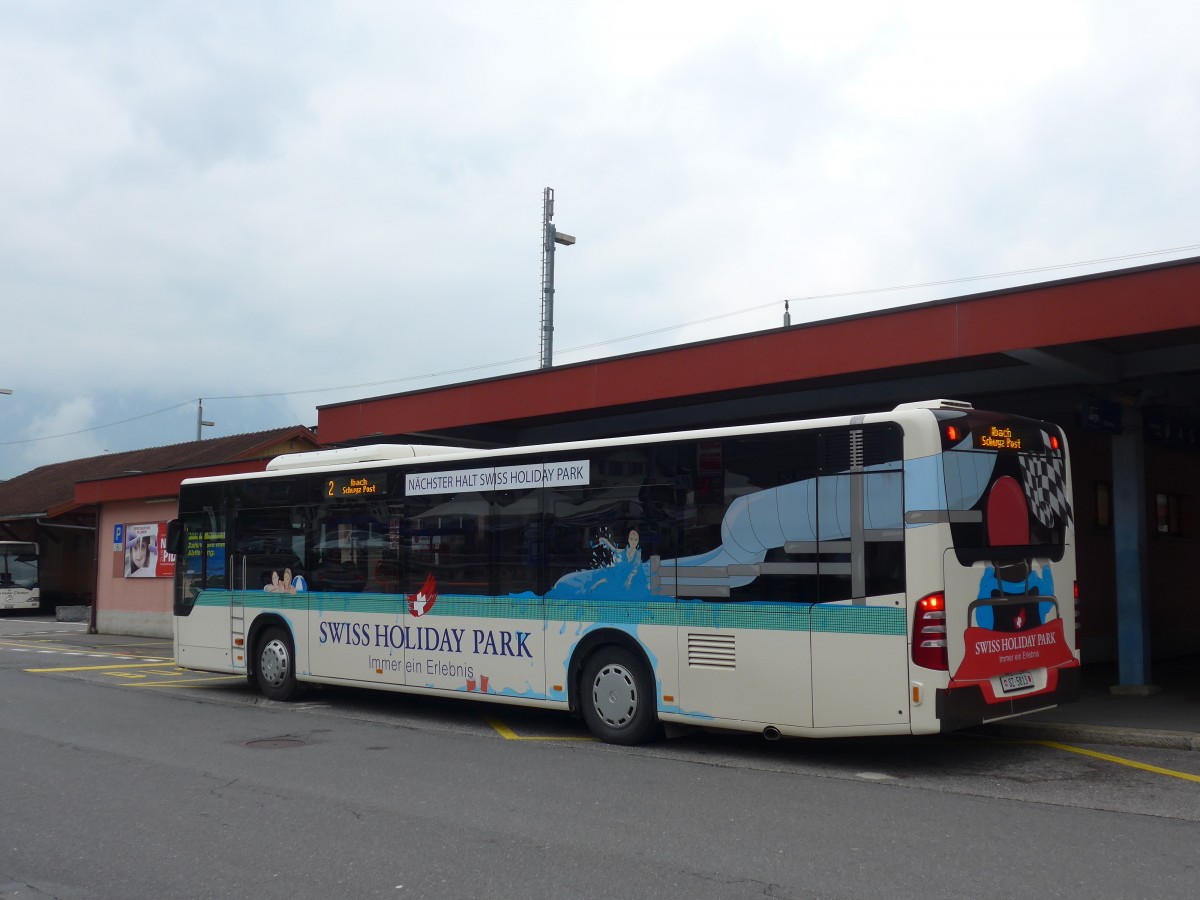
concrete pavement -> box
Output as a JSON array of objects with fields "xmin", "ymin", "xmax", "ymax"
[{"xmin": 986, "ymin": 655, "xmax": 1200, "ymax": 751}]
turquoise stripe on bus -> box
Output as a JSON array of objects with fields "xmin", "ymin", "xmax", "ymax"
[
  {"xmin": 193, "ymin": 590, "xmax": 906, "ymax": 636},
  {"xmin": 810, "ymin": 603, "xmax": 906, "ymax": 635}
]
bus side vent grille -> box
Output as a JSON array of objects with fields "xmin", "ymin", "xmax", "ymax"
[
  {"xmin": 849, "ymin": 430, "xmax": 864, "ymax": 468},
  {"xmin": 823, "ymin": 429, "xmax": 866, "ymax": 471},
  {"xmin": 687, "ymin": 633, "xmax": 736, "ymax": 669},
  {"xmin": 824, "ymin": 425, "xmax": 903, "ymax": 471}
]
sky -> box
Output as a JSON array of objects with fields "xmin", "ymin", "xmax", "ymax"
[{"xmin": 2, "ymin": 0, "xmax": 1198, "ymax": 479}]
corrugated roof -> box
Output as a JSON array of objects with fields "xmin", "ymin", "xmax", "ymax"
[{"xmin": 0, "ymin": 426, "xmax": 318, "ymax": 519}]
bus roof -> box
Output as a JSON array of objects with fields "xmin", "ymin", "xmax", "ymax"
[{"xmin": 177, "ymin": 402, "xmax": 982, "ymax": 489}]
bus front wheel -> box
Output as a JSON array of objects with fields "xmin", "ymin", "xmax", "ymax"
[
  {"xmin": 255, "ymin": 626, "xmax": 299, "ymax": 702},
  {"xmin": 580, "ymin": 647, "xmax": 658, "ymax": 745}
]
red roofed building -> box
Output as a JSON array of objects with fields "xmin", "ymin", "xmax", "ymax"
[{"xmin": 0, "ymin": 427, "xmax": 318, "ymax": 635}]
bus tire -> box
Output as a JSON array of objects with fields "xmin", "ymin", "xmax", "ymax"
[
  {"xmin": 580, "ymin": 647, "xmax": 658, "ymax": 745},
  {"xmin": 255, "ymin": 626, "xmax": 299, "ymax": 702}
]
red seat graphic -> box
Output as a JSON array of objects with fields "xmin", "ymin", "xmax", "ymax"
[{"xmin": 986, "ymin": 475, "xmax": 1029, "ymax": 546}]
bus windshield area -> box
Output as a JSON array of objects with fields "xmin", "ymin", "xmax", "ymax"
[
  {"xmin": 0, "ymin": 544, "xmax": 38, "ymax": 589},
  {"xmin": 938, "ymin": 412, "xmax": 1071, "ymax": 564}
]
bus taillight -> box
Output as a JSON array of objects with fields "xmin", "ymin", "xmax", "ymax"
[{"xmin": 912, "ymin": 592, "xmax": 948, "ymax": 671}]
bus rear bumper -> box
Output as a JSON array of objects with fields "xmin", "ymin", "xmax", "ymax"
[{"xmin": 936, "ymin": 665, "xmax": 1081, "ymax": 732}]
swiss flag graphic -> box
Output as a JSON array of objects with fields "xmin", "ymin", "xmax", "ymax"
[{"xmin": 407, "ymin": 573, "xmax": 437, "ymax": 618}]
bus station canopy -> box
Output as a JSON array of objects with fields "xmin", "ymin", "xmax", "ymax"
[{"xmin": 316, "ymin": 255, "xmax": 1200, "ymax": 449}]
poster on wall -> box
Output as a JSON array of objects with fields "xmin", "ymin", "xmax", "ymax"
[{"xmin": 122, "ymin": 522, "xmax": 176, "ymax": 579}]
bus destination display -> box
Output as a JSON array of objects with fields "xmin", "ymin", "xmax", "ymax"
[
  {"xmin": 974, "ymin": 424, "xmax": 1024, "ymax": 451},
  {"xmin": 327, "ymin": 473, "xmax": 386, "ymax": 498}
]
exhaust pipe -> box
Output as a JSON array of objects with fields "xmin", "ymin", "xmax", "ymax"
[{"xmin": 762, "ymin": 726, "xmax": 782, "ymax": 741}]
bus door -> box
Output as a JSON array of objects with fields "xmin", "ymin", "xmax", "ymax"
[
  {"xmin": 232, "ymin": 508, "xmax": 308, "ymax": 673},
  {"xmin": 808, "ymin": 428, "xmax": 910, "ymax": 730},
  {"xmin": 231, "ymin": 554, "xmax": 247, "ymax": 671},
  {"xmin": 173, "ymin": 510, "xmax": 234, "ymax": 672},
  {"xmin": 937, "ymin": 415, "xmax": 1079, "ymax": 722}
]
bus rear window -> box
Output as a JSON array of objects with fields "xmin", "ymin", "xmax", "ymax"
[{"xmin": 937, "ymin": 412, "xmax": 1071, "ymax": 564}]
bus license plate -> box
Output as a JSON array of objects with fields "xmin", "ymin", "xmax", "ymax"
[{"xmin": 1000, "ymin": 671, "xmax": 1034, "ymax": 693}]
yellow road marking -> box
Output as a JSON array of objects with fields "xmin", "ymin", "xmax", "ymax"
[
  {"xmin": 1, "ymin": 639, "xmax": 98, "ymax": 650},
  {"xmin": 486, "ymin": 718, "xmax": 595, "ymax": 741},
  {"xmin": 106, "ymin": 672, "xmax": 147, "ymax": 679},
  {"xmin": 1036, "ymin": 740, "xmax": 1200, "ymax": 784},
  {"xmin": 24, "ymin": 662, "xmax": 173, "ymax": 673},
  {"xmin": 135, "ymin": 676, "xmax": 245, "ymax": 687}
]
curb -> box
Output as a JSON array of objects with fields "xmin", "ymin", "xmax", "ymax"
[{"xmin": 980, "ymin": 721, "xmax": 1200, "ymax": 752}]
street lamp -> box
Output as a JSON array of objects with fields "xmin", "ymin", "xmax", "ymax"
[
  {"xmin": 540, "ymin": 187, "xmax": 576, "ymax": 370},
  {"xmin": 196, "ymin": 398, "xmax": 215, "ymax": 441}
]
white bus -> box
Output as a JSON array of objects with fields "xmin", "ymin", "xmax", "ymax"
[
  {"xmin": 0, "ymin": 542, "xmax": 40, "ymax": 612},
  {"xmin": 169, "ymin": 400, "xmax": 1080, "ymax": 744}
]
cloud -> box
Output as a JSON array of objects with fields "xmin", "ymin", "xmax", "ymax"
[
  {"xmin": 1, "ymin": 1, "xmax": 1198, "ymax": 479},
  {"xmin": 17, "ymin": 397, "xmax": 104, "ymax": 470}
]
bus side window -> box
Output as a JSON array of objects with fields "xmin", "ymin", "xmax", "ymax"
[
  {"xmin": 177, "ymin": 509, "xmax": 227, "ymax": 613},
  {"xmin": 396, "ymin": 487, "xmax": 488, "ymax": 597},
  {"xmin": 542, "ymin": 446, "xmax": 675, "ymax": 598},
  {"xmin": 817, "ymin": 424, "xmax": 904, "ymax": 602},
  {"xmin": 863, "ymin": 471, "xmax": 905, "ymax": 596},
  {"xmin": 719, "ymin": 432, "xmax": 820, "ymax": 603},
  {"xmin": 491, "ymin": 482, "xmax": 541, "ymax": 596}
]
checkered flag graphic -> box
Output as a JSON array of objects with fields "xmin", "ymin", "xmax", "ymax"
[{"xmin": 1020, "ymin": 433, "xmax": 1073, "ymax": 529}]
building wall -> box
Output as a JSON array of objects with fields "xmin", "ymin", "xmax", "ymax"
[
  {"xmin": 1068, "ymin": 427, "xmax": 1118, "ymax": 662},
  {"xmin": 1069, "ymin": 425, "xmax": 1199, "ymax": 663},
  {"xmin": 95, "ymin": 499, "xmax": 178, "ymax": 638},
  {"xmin": 1145, "ymin": 442, "xmax": 1199, "ymax": 658}
]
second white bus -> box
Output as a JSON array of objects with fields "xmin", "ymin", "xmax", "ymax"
[{"xmin": 0, "ymin": 542, "xmax": 40, "ymax": 612}]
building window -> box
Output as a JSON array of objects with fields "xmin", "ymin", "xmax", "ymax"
[{"xmin": 1155, "ymin": 493, "xmax": 1183, "ymax": 536}]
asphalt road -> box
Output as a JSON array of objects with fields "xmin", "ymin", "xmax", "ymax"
[{"xmin": 2, "ymin": 616, "xmax": 1198, "ymax": 899}]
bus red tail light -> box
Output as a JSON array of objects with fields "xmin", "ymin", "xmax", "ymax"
[{"xmin": 912, "ymin": 592, "xmax": 948, "ymax": 671}]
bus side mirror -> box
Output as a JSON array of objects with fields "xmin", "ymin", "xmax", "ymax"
[{"xmin": 165, "ymin": 519, "xmax": 184, "ymax": 555}]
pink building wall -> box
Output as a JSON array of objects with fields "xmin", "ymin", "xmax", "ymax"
[{"xmin": 95, "ymin": 498, "xmax": 178, "ymax": 638}]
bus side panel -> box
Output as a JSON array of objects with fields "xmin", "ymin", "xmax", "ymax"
[
  {"xmin": 305, "ymin": 595, "xmax": 547, "ymax": 699},
  {"xmin": 675, "ymin": 605, "xmax": 813, "ymax": 729},
  {"xmin": 307, "ymin": 599, "xmax": 406, "ymax": 683},
  {"xmin": 174, "ymin": 591, "xmax": 235, "ymax": 673},
  {"xmin": 810, "ymin": 599, "xmax": 909, "ymax": 729}
]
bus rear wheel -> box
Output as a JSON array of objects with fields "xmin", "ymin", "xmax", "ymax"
[
  {"xmin": 255, "ymin": 626, "xmax": 299, "ymax": 702},
  {"xmin": 580, "ymin": 647, "xmax": 658, "ymax": 745}
]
